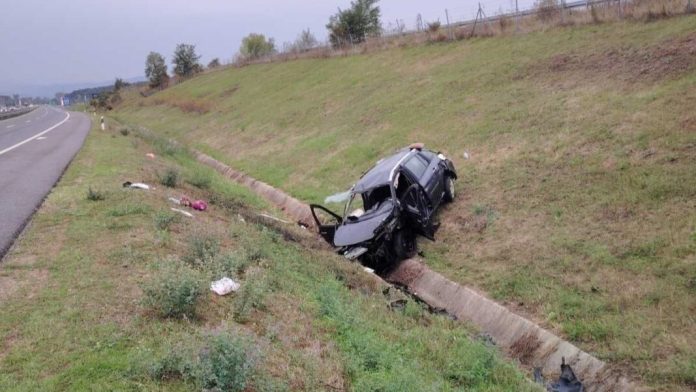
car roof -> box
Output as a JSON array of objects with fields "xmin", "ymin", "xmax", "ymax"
[{"xmin": 353, "ymin": 149, "xmax": 414, "ymax": 193}]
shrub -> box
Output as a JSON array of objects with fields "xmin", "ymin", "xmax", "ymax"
[
  {"xmin": 154, "ymin": 210, "xmax": 179, "ymax": 231},
  {"xmin": 186, "ymin": 168, "xmax": 212, "ymax": 189},
  {"xmin": 86, "ymin": 187, "xmax": 105, "ymax": 201},
  {"xmin": 196, "ymin": 334, "xmax": 256, "ymax": 391},
  {"xmin": 207, "ymin": 58, "xmax": 220, "ymax": 69},
  {"xmin": 159, "ymin": 168, "xmax": 179, "ymax": 188},
  {"xmin": 427, "ymin": 21, "xmax": 442, "ymax": 32},
  {"xmin": 147, "ymin": 333, "xmax": 256, "ymax": 392},
  {"xmin": 234, "ymin": 274, "xmax": 268, "ymax": 323},
  {"xmin": 141, "ymin": 262, "xmax": 203, "ymax": 319},
  {"xmin": 182, "ymin": 232, "xmax": 220, "ymax": 268},
  {"xmin": 536, "ymin": 0, "xmax": 560, "ymax": 22},
  {"xmin": 119, "ymin": 127, "xmax": 130, "ymax": 136}
]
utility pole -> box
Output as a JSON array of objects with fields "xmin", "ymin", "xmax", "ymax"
[
  {"xmin": 515, "ymin": 0, "xmax": 520, "ymax": 33},
  {"xmin": 445, "ymin": 9, "xmax": 452, "ymax": 40}
]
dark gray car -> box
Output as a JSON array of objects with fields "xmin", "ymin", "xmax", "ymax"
[{"xmin": 311, "ymin": 144, "xmax": 457, "ymax": 265}]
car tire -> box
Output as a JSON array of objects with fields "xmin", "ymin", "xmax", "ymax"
[
  {"xmin": 444, "ymin": 176, "xmax": 455, "ymax": 202},
  {"xmin": 392, "ymin": 229, "xmax": 416, "ymax": 261}
]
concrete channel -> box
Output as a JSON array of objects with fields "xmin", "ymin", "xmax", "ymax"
[{"xmin": 194, "ymin": 150, "xmax": 638, "ymax": 392}]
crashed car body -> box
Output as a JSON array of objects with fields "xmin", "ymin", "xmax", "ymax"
[{"xmin": 310, "ymin": 144, "xmax": 456, "ymax": 264}]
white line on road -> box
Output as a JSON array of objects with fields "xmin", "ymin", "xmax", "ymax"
[
  {"xmin": 0, "ymin": 111, "xmax": 70, "ymax": 157},
  {"xmin": 6, "ymin": 125, "xmax": 15, "ymax": 128},
  {"xmin": 26, "ymin": 120, "xmax": 31, "ymax": 123}
]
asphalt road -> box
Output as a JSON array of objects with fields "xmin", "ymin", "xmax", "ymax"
[{"xmin": 0, "ymin": 106, "xmax": 91, "ymax": 260}]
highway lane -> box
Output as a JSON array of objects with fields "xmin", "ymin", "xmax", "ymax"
[{"xmin": 0, "ymin": 106, "xmax": 91, "ymax": 260}]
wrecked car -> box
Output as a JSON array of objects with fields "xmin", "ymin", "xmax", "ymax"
[{"xmin": 310, "ymin": 144, "xmax": 456, "ymax": 265}]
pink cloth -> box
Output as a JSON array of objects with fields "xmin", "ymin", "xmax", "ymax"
[{"xmin": 191, "ymin": 200, "xmax": 207, "ymax": 211}]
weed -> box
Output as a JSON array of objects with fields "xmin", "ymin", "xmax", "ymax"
[
  {"xmin": 119, "ymin": 127, "xmax": 130, "ymax": 136},
  {"xmin": 182, "ymin": 232, "xmax": 220, "ymax": 268},
  {"xmin": 86, "ymin": 186, "xmax": 105, "ymax": 201},
  {"xmin": 153, "ymin": 210, "xmax": 179, "ymax": 231},
  {"xmin": 234, "ymin": 274, "xmax": 268, "ymax": 323},
  {"xmin": 158, "ymin": 168, "xmax": 179, "ymax": 188},
  {"xmin": 186, "ymin": 167, "xmax": 212, "ymax": 189},
  {"xmin": 147, "ymin": 333, "xmax": 256, "ymax": 391},
  {"xmin": 196, "ymin": 333, "xmax": 256, "ymax": 391},
  {"xmin": 107, "ymin": 203, "xmax": 151, "ymax": 217},
  {"xmin": 141, "ymin": 261, "xmax": 203, "ymax": 319}
]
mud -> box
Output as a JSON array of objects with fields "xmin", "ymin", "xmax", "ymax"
[{"xmin": 194, "ymin": 149, "xmax": 639, "ymax": 392}]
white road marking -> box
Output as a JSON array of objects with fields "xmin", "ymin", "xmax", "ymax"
[
  {"xmin": 6, "ymin": 125, "xmax": 15, "ymax": 128},
  {"xmin": 37, "ymin": 137, "xmax": 47, "ymax": 140},
  {"xmin": 26, "ymin": 120, "xmax": 31, "ymax": 123},
  {"xmin": 0, "ymin": 111, "xmax": 70, "ymax": 157}
]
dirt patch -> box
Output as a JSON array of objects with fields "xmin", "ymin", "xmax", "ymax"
[
  {"xmin": 0, "ymin": 276, "xmax": 19, "ymax": 301},
  {"xmin": 384, "ymin": 259, "xmax": 427, "ymax": 286},
  {"xmin": 534, "ymin": 32, "xmax": 696, "ymax": 83},
  {"xmin": 510, "ymin": 332, "xmax": 542, "ymax": 366}
]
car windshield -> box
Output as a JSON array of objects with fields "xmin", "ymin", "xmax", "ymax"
[{"xmin": 343, "ymin": 185, "xmax": 392, "ymax": 223}]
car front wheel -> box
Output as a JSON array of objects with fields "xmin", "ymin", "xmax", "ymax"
[
  {"xmin": 444, "ymin": 176, "xmax": 455, "ymax": 202},
  {"xmin": 392, "ymin": 228, "xmax": 416, "ymax": 261}
]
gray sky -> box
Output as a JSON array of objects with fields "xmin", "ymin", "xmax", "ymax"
[{"xmin": 0, "ymin": 0, "xmax": 534, "ymax": 96}]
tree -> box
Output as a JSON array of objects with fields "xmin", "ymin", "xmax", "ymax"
[
  {"xmin": 295, "ymin": 29, "xmax": 318, "ymax": 52},
  {"xmin": 172, "ymin": 43, "xmax": 202, "ymax": 78},
  {"xmin": 145, "ymin": 52, "xmax": 169, "ymax": 89},
  {"xmin": 239, "ymin": 33, "xmax": 276, "ymax": 60},
  {"xmin": 114, "ymin": 78, "xmax": 129, "ymax": 92},
  {"xmin": 327, "ymin": 0, "xmax": 381, "ymax": 48},
  {"xmin": 207, "ymin": 58, "xmax": 221, "ymax": 69}
]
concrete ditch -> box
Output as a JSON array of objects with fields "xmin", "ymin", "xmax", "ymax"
[{"xmin": 194, "ymin": 150, "xmax": 638, "ymax": 392}]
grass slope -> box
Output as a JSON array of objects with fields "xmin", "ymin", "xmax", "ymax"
[
  {"xmin": 114, "ymin": 16, "xmax": 696, "ymax": 390},
  {"xmin": 0, "ymin": 120, "xmax": 534, "ymax": 391}
]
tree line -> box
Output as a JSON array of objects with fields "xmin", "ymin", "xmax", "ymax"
[{"xmin": 145, "ymin": 0, "xmax": 382, "ymax": 89}]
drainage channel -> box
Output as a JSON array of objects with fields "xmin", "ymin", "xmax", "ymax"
[{"xmin": 194, "ymin": 151, "xmax": 637, "ymax": 392}]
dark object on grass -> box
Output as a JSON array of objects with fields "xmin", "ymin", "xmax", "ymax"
[
  {"xmin": 535, "ymin": 357, "xmax": 585, "ymax": 392},
  {"xmin": 86, "ymin": 187, "xmax": 105, "ymax": 201},
  {"xmin": 389, "ymin": 299, "xmax": 408, "ymax": 311},
  {"xmin": 310, "ymin": 144, "xmax": 457, "ymax": 267}
]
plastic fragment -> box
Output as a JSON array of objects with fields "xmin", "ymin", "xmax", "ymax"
[
  {"xmin": 210, "ymin": 277, "xmax": 240, "ymax": 296},
  {"xmin": 171, "ymin": 208, "xmax": 193, "ymax": 218}
]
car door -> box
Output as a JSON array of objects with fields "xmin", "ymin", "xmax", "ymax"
[
  {"xmin": 404, "ymin": 154, "xmax": 442, "ymax": 207},
  {"xmin": 420, "ymin": 152, "xmax": 446, "ymax": 208},
  {"xmin": 399, "ymin": 183, "xmax": 436, "ymax": 240},
  {"xmin": 309, "ymin": 204, "xmax": 343, "ymax": 245}
]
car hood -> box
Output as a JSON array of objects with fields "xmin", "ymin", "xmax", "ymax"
[{"xmin": 334, "ymin": 201, "xmax": 394, "ymax": 247}]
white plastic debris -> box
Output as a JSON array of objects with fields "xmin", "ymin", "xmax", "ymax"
[
  {"xmin": 210, "ymin": 277, "xmax": 241, "ymax": 296},
  {"xmin": 171, "ymin": 208, "xmax": 194, "ymax": 218},
  {"xmin": 363, "ymin": 267, "xmax": 375, "ymax": 274},
  {"xmin": 123, "ymin": 181, "xmax": 151, "ymax": 190},
  {"xmin": 463, "ymin": 151, "xmax": 470, "ymax": 160},
  {"xmin": 168, "ymin": 197, "xmax": 181, "ymax": 205}
]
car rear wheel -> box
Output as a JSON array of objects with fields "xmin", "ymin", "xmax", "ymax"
[
  {"xmin": 444, "ymin": 176, "xmax": 455, "ymax": 202},
  {"xmin": 392, "ymin": 229, "xmax": 416, "ymax": 261}
]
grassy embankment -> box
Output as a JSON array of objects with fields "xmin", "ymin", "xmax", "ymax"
[
  {"xmin": 0, "ymin": 120, "xmax": 535, "ymax": 391},
  {"xmin": 113, "ymin": 15, "xmax": 696, "ymax": 390}
]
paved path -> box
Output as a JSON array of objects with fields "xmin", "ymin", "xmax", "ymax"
[{"xmin": 0, "ymin": 106, "xmax": 91, "ymax": 260}]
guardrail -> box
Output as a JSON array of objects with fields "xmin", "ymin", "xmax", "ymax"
[{"xmin": 0, "ymin": 107, "xmax": 36, "ymax": 121}]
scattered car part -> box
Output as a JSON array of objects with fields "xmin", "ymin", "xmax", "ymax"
[{"xmin": 310, "ymin": 144, "xmax": 457, "ymax": 266}]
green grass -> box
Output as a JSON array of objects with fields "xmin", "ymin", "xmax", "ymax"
[
  {"xmin": 0, "ymin": 119, "xmax": 534, "ymax": 390},
  {"xmin": 113, "ymin": 15, "xmax": 696, "ymax": 390}
]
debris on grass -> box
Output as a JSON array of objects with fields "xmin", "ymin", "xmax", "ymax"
[
  {"xmin": 123, "ymin": 181, "xmax": 151, "ymax": 190},
  {"xmin": 146, "ymin": 153, "xmax": 156, "ymax": 159},
  {"xmin": 211, "ymin": 277, "xmax": 241, "ymax": 296},
  {"xmin": 171, "ymin": 208, "xmax": 194, "ymax": 218}
]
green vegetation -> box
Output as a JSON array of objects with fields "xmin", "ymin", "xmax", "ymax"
[
  {"xmin": 0, "ymin": 118, "xmax": 533, "ymax": 390},
  {"xmin": 113, "ymin": 15, "xmax": 696, "ymax": 390},
  {"xmin": 158, "ymin": 167, "xmax": 179, "ymax": 188},
  {"xmin": 142, "ymin": 262, "xmax": 204, "ymax": 319}
]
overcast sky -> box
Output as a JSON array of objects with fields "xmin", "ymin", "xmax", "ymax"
[{"xmin": 0, "ymin": 0, "xmax": 535, "ymax": 96}]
